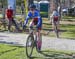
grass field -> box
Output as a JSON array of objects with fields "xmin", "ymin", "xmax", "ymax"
[
  {"xmin": 0, "ymin": 16, "xmax": 75, "ymax": 39},
  {"xmin": 63, "ymin": 16, "xmax": 75, "ymax": 20},
  {"xmin": 42, "ymin": 18, "xmax": 75, "ymax": 39},
  {"xmin": 0, "ymin": 17, "xmax": 75, "ymax": 59},
  {"xmin": 0, "ymin": 44, "xmax": 75, "ymax": 59}
]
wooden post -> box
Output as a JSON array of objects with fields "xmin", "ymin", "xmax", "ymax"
[{"xmin": 24, "ymin": 0, "xmax": 28, "ymax": 17}]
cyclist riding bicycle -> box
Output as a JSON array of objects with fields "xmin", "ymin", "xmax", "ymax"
[
  {"xmin": 23, "ymin": 4, "xmax": 42, "ymax": 45},
  {"xmin": 50, "ymin": 8, "xmax": 60, "ymax": 31}
]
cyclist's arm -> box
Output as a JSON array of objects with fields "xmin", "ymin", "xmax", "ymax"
[
  {"xmin": 50, "ymin": 12, "xmax": 55, "ymax": 23},
  {"xmin": 37, "ymin": 16, "xmax": 42, "ymax": 27},
  {"xmin": 36, "ymin": 11, "xmax": 42, "ymax": 27},
  {"xmin": 24, "ymin": 16, "xmax": 29, "ymax": 25},
  {"xmin": 24, "ymin": 12, "xmax": 31, "ymax": 25}
]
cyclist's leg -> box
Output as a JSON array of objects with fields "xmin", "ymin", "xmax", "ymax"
[
  {"xmin": 36, "ymin": 28, "xmax": 42, "ymax": 50},
  {"xmin": 54, "ymin": 20, "xmax": 58, "ymax": 30},
  {"xmin": 54, "ymin": 19, "xmax": 59, "ymax": 31},
  {"xmin": 53, "ymin": 20, "xmax": 59, "ymax": 37},
  {"xmin": 52, "ymin": 20, "xmax": 56, "ymax": 31},
  {"xmin": 57, "ymin": 19, "xmax": 60, "ymax": 31},
  {"xmin": 56, "ymin": 20, "xmax": 59, "ymax": 38},
  {"xmin": 29, "ymin": 21, "xmax": 34, "ymax": 34},
  {"xmin": 36, "ymin": 29, "xmax": 41, "ymax": 40},
  {"xmin": 56, "ymin": 21, "xmax": 59, "ymax": 30},
  {"xmin": 36, "ymin": 19, "xmax": 42, "ymax": 41}
]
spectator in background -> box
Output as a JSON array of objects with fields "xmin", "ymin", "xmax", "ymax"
[
  {"xmin": 21, "ymin": 3, "xmax": 24, "ymax": 15},
  {"xmin": 6, "ymin": 5, "xmax": 20, "ymax": 32}
]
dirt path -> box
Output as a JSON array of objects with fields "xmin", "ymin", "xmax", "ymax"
[{"xmin": 0, "ymin": 32, "xmax": 75, "ymax": 52}]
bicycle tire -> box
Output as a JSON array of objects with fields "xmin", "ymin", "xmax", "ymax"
[{"xmin": 26, "ymin": 34, "xmax": 34, "ymax": 57}]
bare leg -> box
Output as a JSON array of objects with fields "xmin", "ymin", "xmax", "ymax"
[
  {"xmin": 36, "ymin": 30, "xmax": 42, "ymax": 50},
  {"xmin": 29, "ymin": 21, "xmax": 34, "ymax": 34}
]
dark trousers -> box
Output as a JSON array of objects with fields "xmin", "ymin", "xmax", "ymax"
[{"xmin": 8, "ymin": 18, "xmax": 19, "ymax": 31}]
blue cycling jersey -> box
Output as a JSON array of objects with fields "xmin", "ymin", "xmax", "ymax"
[{"xmin": 24, "ymin": 10, "xmax": 42, "ymax": 28}]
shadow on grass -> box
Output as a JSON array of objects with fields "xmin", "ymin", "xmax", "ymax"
[
  {"xmin": 69, "ymin": 30, "xmax": 75, "ymax": 33},
  {"xmin": 26, "ymin": 50, "xmax": 55, "ymax": 59},
  {"xmin": 0, "ymin": 29, "xmax": 8, "ymax": 31},
  {"xmin": 27, "ymin": 51, "xmax": 56, "ymax": 59},
  {"xmin": 39, "ymin": 51, "xmax": 55, "ymax": 57},
  {"xmin": 43, "ymin": 23, "xmax": 51, "ymax": 25},
  {"xmin": 45, "ymin": 29, "xmax": 67, "ymax": 32},
  {"xmin": 38, "ymin": 50, "xmax": 71, "ymax": 59},
  {"xmin": 28, "ymin": 56, "xmax": 39, "ymax": 59},
  {"xmin": 0, "ymin": 48, "xmax": 17, "ymax": 56},
  {"xmin": 42, "ymin": 28, "xmax": 52, "ymax": 31}
]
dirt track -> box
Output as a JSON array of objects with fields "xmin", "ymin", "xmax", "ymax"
[{"xmin": 0, "ymin": 32, "xmax": 75, "ymax": 52}]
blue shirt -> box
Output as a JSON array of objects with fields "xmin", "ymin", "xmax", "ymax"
[{"xmin": 24, "ymin": 10, "xmax": 42, "ymax": 27}]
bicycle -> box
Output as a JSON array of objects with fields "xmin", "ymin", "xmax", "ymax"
[{"xmin": 26, "ymin": 26, "xmax": 42, "ymax": 57}]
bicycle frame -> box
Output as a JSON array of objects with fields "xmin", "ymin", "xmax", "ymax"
[
  {"xmin": 29, "ymin": 27, "xmax": 42, "ymax": 49},
  {"xmin": 26, "ymin": 27, "xmax": 42, "ymax": 57}
]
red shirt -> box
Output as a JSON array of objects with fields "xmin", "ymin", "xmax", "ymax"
[
  {"xmin": 6, "ymin": 9, "xmax": 13, "ymax": 19},
  {"xmin": 53, "ymin": 16, "xmax": 58, "ymax": 21}
]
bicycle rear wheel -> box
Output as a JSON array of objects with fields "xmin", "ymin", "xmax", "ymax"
[{"xmin": 26, "ymin": 34, "xmax": 34, "ymax": 57}]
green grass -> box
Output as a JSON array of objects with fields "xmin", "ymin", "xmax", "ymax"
[
  {"xmin": 0, "ymin": 44, "xmax": 75, "ymax": 59},
  {"xmin": 0, "ymin": 44, "xmax": 26, "ymax": 59},
  {"xmin": 62, "ymin": 16, "xmax": 75, "ymax": 21},
  {"xmin": 42, "ymin": 19, "xmax": 75, "ymax": 39},
  {"xmin": 59, "ymin": 24, "xmax": 75, "ymax": 39},
  {"xmin": 0, "ymin": 16, "xmax": 75, "ymax": 39}
]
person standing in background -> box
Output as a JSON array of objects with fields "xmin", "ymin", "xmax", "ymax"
[
  {"xmin": 21, "ymin": 3, "xmax": 25, "ymax": 15},
  {"xmin": 6, "ymin": 6, "xmax": 20, "ymax": 32}
]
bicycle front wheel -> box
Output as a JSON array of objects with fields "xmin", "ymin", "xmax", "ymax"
[{"xmin": 26, "ymin": 35, "xmax": 34, "ymax": 57}]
